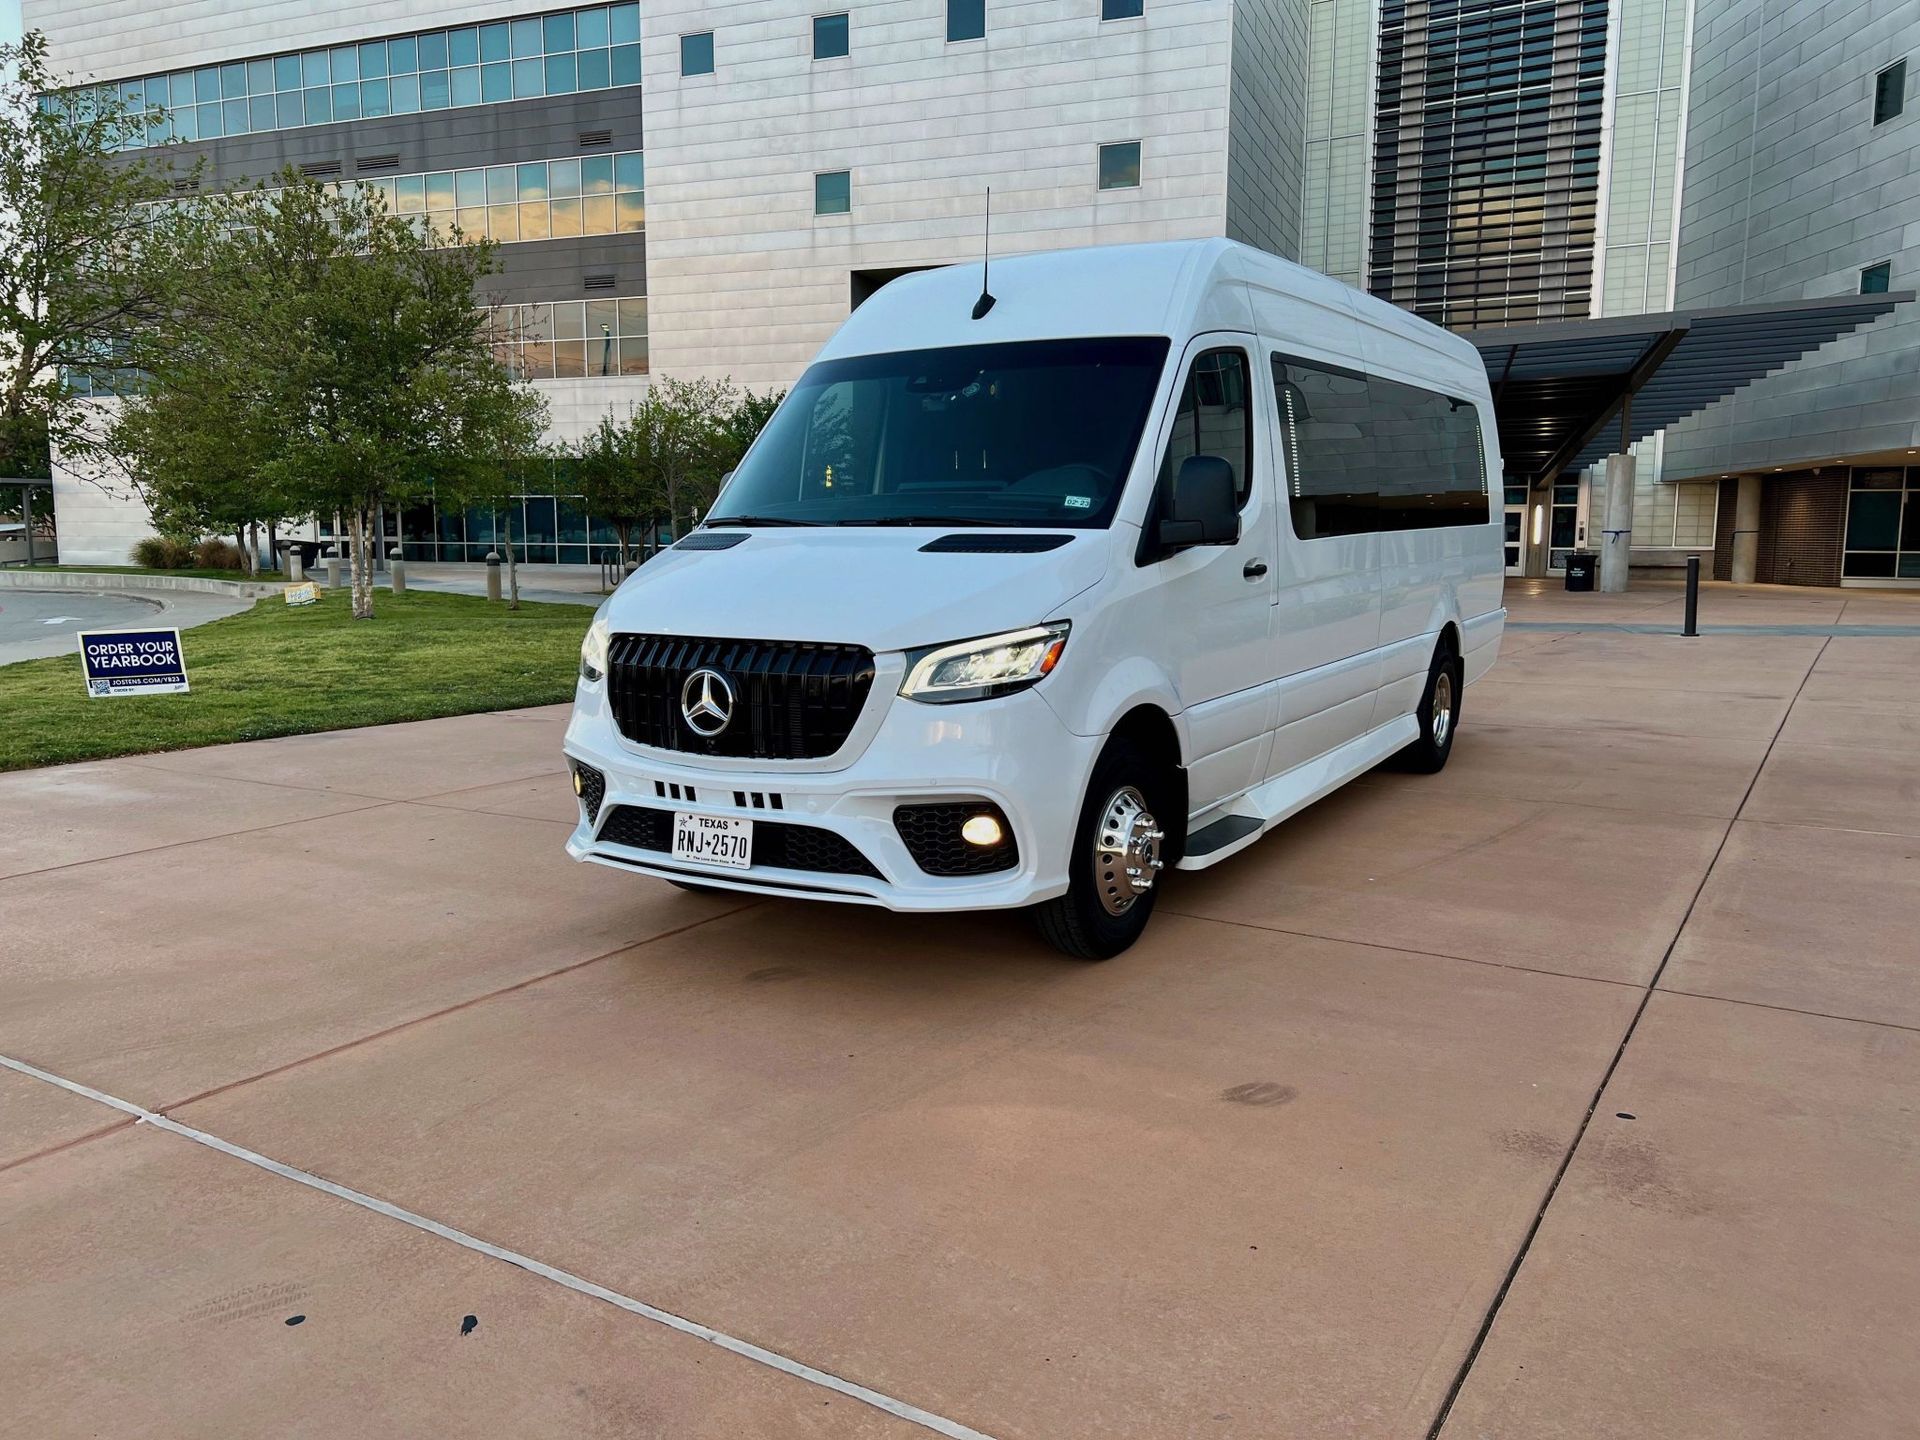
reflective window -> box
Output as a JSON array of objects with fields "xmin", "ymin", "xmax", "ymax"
[
  {"xmin": 1861, "ymin": 261, "xmax": 1892, "ymax": 294},
  {"xmin": 355, "ymin": 149, "xmax": 643, "ymax": 247},
  {"xmin": 680, "ymin": 32, "xmax": 715, "ymax": 76},
  {"xmin": 1272, "ymin": 355, "xmax": 1489, "ymax": 537},
  {"xmin": 488, "ymin": 295, "xmax": 648, "ymax": 380},
  {"xmin": 1874, "ymin": 59, "xmax": 1906, "ymax": 126},
  {"xmin": 1098, "ymin": 141, "xmax": 1141, "ymax": 190},
  {"xmin": 68, "ymin": 3, "xmax": 645, "ymax": 151},
  {"xmin": 947, "ymin": 0, "xmax": 986, "ymax": 42},
  {"xmin": 1157, "ymin": 349, "xmax": 1253, "ymax": 507},
  {"xmin": 814, "ymin": 169, "xmax": 851, "ymax": 216},
  {"xmin": 1844, "ymin": 467, "xmax": 1920, "ymax": 579},
  {"xmin": 814, "ymin": 13, "xmax": 850, "ymax": 59},
  {"xmin": 1102, "ymin": 0, "xmax": 1144, "ymax": 17}
]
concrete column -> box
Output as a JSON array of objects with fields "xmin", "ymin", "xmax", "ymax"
[
  {"xmin": 1600, "ymin": 452, "xmax": 1635, "ymax": 593},
  {"xmin": 1730, "ymin": 474, "xmax": 1762, "ymax": 584}
]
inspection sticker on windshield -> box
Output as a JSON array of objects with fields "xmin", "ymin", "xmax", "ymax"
[
  {"xmin": 672, "ymin": 812, "xmax": 753, "ymax": 869},
  {"xmin": 1063, "ymin": 495, "xmax": 1092, "ymax": 510}
]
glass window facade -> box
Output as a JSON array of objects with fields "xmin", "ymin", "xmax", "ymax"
[
  {"xmin": 1370, "ymin": 0, "xmax": 1608, "ymax": 328},
  {"xmin": 1861, "ymin": 261, "xmax": 1892, "ymax": 295},
  {"xmin": 59, "ymin": 4, "xmax": 642, "ymax": 150},
  {"xmin": 1843, "ymin": 467, "xmax": 1920, "ymax": 580},
  {"xmin": 388, "ymin": 483, "xmax": 639, "ymax": 565},
  {"xmin": 366, "ymin": 149, "xmax": 643, "ymax": 245},
  {"xmin": 1098, "ymin": 141, "xmax": 1141, "ymax": 190},
  {"xmin": 488, "ymin": 296, "xmax": 648, "ymax": 380},
  {"xmin": 814, "ymin": 170, "xmax": 851, "ymax": 215},
  {"xmin": 1874, "ymin": 59, "xmax": 1906, "ymax": 126},
  {"xmin": 813, "ymin": 13, "xmax": 850, "ymax": 60}
]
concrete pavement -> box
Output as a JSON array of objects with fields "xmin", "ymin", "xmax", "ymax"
[{"xmin": 2, "ymin": 579, "xmax": 1918, "ymax": 1438}]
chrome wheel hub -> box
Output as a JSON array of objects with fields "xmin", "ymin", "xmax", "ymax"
[
  {"xmin": 1432, "ymin": 669, "xmax": 1454, "ymax": 748},
  {"xmin": 1094, "ymin": 785, "xmax": 1164, "ymax": 916}
]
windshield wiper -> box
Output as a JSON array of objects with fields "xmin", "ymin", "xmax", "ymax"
[
  {"xmin": 838, "ymin": 515, "xmax": 1008, "ymax": 527},
  {"xmin": 704, "ymin": 515, "xmax": 823, "ymax": 527}
]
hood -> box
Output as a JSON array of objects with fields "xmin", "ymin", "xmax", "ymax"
[{"xmin": 604, "ymin": 528, "xmax": 1111, "ymax": 653}]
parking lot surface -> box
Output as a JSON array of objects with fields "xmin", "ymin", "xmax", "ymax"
[{"xmin": 3, "ymin": 580, "xmax": 1917, "ymax": 1439}]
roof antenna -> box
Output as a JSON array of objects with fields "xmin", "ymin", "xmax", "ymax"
[{"xmin": 971, "ymin": 187, "xmax": 996, "ymax": 320}]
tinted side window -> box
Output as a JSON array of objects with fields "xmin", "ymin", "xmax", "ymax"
[
  {"xmin": 1271, "ymin": 355, "xmax": 1488, "ymax": 538},
  {"xmin": 1158, "ymin": 348, "xmax": 1254, "ymax": 508}
]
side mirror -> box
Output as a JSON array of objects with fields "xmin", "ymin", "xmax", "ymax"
[{"xmin": 1157, "ymin": 455, "xmax": 1240, "ymax": 549}]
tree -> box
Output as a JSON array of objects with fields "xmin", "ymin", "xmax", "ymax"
[
  {"xmin": 0, "ymin": 33, "xmax": 202, "ymax": 478},
  {"xmin": 169, "ymin": 170, "xmax": 538, "ymax": 618},
  {"xmin": 433, "ymin": 384, "xmax": 550, "ymax": 609},
  {"xmin": 574, "ymin": 411, "xmax": 653, "ymax": 571}
]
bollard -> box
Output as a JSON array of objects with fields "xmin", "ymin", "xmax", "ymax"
[
  {"xmin": 286, "ymin": 548, "xmax": 304, "ymax": 584},
  {"xmin": 1683, "ymin": 554, "xmax": 1700, "ymax": 637},
  {"xmin": 389, "ymin": 546, "xmax": 407, "ymax": 595},
  {"xmin": 485, "ymin": 550, "xmax": 502, "ymax": 602},
  {"xmin": 323, "ymin": 549, "xmax": 341, "ymax": 590}
]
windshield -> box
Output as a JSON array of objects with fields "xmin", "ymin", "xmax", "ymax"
[{"xmin": 707, "ymin": 337, "xmax": 1171, "ymax": 528}]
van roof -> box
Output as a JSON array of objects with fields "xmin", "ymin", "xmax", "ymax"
[{"xmin": 817, "ymin": 238, "xmax": 1485, "ymax": 385}]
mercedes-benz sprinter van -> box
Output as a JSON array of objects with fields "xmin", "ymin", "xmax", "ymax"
[{"xmin": 564, "ymin": 239, "xmax": 1505, "ymax": 958}]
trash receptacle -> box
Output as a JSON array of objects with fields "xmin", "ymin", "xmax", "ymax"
[{"xmin": 1564, "ymin": 551, "xmax": 1598, "ymax": 592}]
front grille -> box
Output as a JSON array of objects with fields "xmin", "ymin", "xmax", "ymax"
[
  {"xmin": 595, "ymin": 805, "xmax": 882, "ymax": 879},
  {"xmin": 607, "ymin": 634, "xmax": 876, "ymax": 760},
  {"xmin": 893, "ymin": 802, "xmax": 1019, "ymax": 876},
  {"xmin": 572, "ymin": 762, "xmax": 606, "ymax": 823}
]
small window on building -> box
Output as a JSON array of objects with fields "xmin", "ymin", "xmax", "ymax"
[
  {"xmin": 1874, "ymin": 59, "xmax": 1906, "ymax": 125},
  {"xmin": 1102, "ymin": 0, "xmax": 1144, "ymax": 18},
  {"xmin": 814, "ymin": 13, "xmax": 850, "ymax": 59},
  {"xmin": 947, "ymin": 0, "xmax": 985, "ymax": 42},
  {"xmin": 1861, "ymin": 261, "xmax": 1892, "ymax": 294},
  {"xmin": 1098, "ymin": 141, "xmax": 1141, "ymax": 190},
  {"xmin": 815, "ymin": 170, "xmax": 851, "ymax": 216},
  {"xmin": 680, "ymin": 32, "xmax": 715, "ymax": 76}
]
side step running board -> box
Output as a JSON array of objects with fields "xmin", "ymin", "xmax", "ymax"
[{"xmin": 1184, "ymin": 813, "xmax": 1262, "ymax": 857}]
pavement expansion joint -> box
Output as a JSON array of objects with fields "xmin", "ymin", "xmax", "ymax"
[{"xmin": 0, "ymin": 1049, "xmax": 1001, "ymax": 1440}]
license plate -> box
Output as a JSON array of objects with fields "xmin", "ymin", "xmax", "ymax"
[{"xmin": 672, "ymin": 812, "xmax": 752, "ymax": 870}]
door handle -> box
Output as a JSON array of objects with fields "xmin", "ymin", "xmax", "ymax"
[{"xmin": 1243, "ymin": 559, "xmax": 1268, "ymax": 580}]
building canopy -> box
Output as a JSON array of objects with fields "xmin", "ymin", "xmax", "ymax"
[{"xmin": 1463, "ymin": 293, "xmax": 1911, "ymax": 487}]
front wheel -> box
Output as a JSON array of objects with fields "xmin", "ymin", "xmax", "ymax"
[
  {"xmin": 1397, "ymin": 644, "xmax": 1463, "ymax": 774},
  {"xmin": 1032, "ymin": 739, "xmax": 1170, "ymax": 960}
]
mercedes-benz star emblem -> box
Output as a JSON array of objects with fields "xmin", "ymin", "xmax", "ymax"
[{"xmin": 680, "ymin": 668, "xmax": 735, "ymax": 737}]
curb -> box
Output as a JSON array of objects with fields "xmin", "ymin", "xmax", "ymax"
[{"xmin": 0, "ymin": 570, "xmax": 283, "ymax": 599}]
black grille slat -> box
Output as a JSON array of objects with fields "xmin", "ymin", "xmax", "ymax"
[
  {"xmin": 595, "ymin": 805, "xmax": 880, "ymax": 878},
  {"xmin": 606, "ymin": 633, "xmax": 874, "ymax": 760}
]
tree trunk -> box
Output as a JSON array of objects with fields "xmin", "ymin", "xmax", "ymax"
[
  {"xmin": 246, "ymin": 520, "xmax": 262, "ymax": 578},
  {"xmin": 614, "ymin": 522, "xmax": 630, "ymax": 573},
  {"xmin": 268, "ymin": 519, "xmax": 279, "ymax": 574},
  {"xmin": 348, "ymin": 507, "xmax": 376, "ymax": 619},
  {"xmin": 502, "ymin": 523, "xmax": 520, "ymax": 611}
]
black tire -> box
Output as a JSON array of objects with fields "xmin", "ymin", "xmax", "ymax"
[
  {"xmin": 1032, "ymin": 738, "xmax": 1171, "ymax": 961},
  {"xmin": 1396, "ymin": 641, "xmax": 1464, "ymax": 774}
]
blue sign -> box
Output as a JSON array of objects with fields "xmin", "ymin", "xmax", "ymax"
[{"xmin": 79, "ymin": 627, "xmax": 190, "ymax": 697}]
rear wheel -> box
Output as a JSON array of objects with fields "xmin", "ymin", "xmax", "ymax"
[
  {"xmin": 1033, "ymin": 739, "xmax": 1170, "ymax": 960},
  {"xmin": 1397, "ymin": 641, "xmax": 1463, "ymax": 774}
]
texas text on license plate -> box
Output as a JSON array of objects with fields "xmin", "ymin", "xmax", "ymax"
[{"xmin": 672, "ymin": 812, "xmax": 752, "ymax": 869}]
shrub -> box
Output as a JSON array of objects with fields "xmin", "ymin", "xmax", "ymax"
[
  {"xmin": 130, "ymin": 535, "xmax": 197, "ymax": 569},
  {"xmin": 192, "ymin": 538, "xmax": 246, "ymax": 571}
]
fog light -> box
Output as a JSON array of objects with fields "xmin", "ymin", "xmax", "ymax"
[
  {"xmin": 571, "ymin": 769, "xmax": 585, "ymax": 797},
  {"xmin": 961, "ymin": 814, "xmax": 1004, "ymax": 847}
]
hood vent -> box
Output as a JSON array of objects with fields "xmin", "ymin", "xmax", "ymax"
[
  {"xmin": 919, "ymin": 533, "xmax": 1074, "ymax": 554},
  {"xmin": 675, "ymin": 531, "xmax": 750, "ymax": 550}
]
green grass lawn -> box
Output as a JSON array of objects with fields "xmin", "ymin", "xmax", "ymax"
[
  {"xmin": 0, "ymin": 589, "xmax": 585, "ymax": 772},
  {"xmin": 12, "ymin": 564, "xmax": 285, "ymax": 582}
]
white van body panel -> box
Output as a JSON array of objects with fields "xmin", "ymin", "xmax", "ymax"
[{"xmin": 563, "ymin": 238, "xmax": 1506, "ymax": 911}]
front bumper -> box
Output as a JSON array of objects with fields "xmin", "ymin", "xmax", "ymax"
[{"xmin": 561, "ymin": 678, "xmax": 1097, "ymax": 911}]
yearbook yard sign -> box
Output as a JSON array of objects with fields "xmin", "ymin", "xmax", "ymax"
[{"xmin": 79, "ymin": 628, "xmax": 190, "ymax": 697}]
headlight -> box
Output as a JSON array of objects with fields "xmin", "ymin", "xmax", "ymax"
[
  {"xmin": 900, "ymin": 622, "xmax": 1070, "ymax": 704},
  {"xmin": 579, "ymin": 616, "xmax": 611, "ymax": 683}
]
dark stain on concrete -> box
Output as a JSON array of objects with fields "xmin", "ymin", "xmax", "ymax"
[{"xmin": 1221, "ymin": 1082, "xmax": 1298, "ymax": 1107}]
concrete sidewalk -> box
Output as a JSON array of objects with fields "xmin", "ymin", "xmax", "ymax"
[{"xmin": 2, "ymin": 582, "xmax": 1916, "ymax": 1439}]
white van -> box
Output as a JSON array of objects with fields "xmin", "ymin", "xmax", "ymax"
[{"xmin": 565, "ymin": 239, "xmax": 1505, "ymax": 958}]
